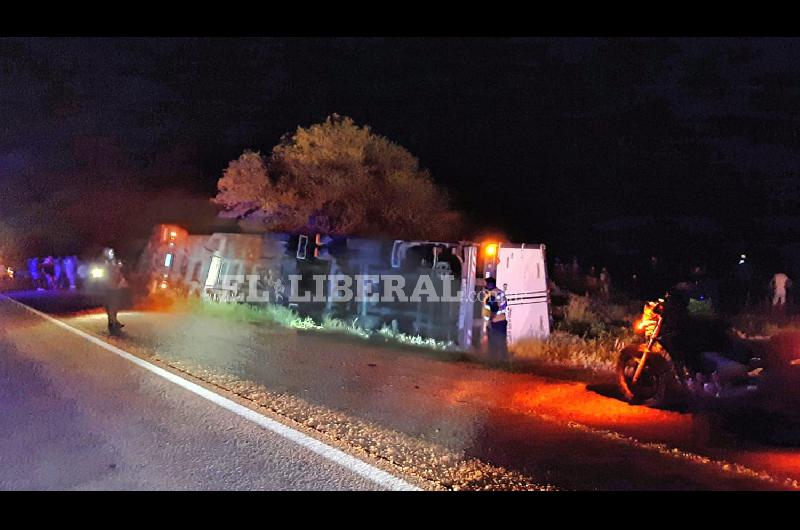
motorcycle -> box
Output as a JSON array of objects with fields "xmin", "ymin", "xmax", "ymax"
[{"xmin": 616, "ymin": 295, "xmax": 767, "ymax": 408}]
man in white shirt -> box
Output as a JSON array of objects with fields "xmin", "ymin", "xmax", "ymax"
[{"xmin": 771, "ymin": 272, "xmax": 792, "ymax": 307}]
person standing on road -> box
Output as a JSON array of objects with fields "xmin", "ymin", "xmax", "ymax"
[
  {"xmin": 482, "ymin": 277, "xmax": 508, "ymax": 363},
  {"xmin": 771, "ymin": 272, "xmax": 792, "ymax": 311},
  {"xmin": 99, "ymin": 247, "xmax": 128, "ymax": 334}
]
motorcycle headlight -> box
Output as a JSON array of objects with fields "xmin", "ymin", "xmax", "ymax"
[{"xmin": 90, "ymin": 267, "xmax": 105, "ymax": 279}]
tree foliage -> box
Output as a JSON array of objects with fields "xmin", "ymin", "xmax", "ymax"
[
  {"xmin": 214, "ymin": 149, "xmax": 271, "ymax": 219},
  {"xmin": 214, "ymin": 114, "xmax": 463, "ymax": 240}
]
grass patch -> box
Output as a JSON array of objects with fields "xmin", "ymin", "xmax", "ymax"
[
  {"xmin": 376, "ymin": 325, "xmax": 454, "ymax": 350},
  {"xmin": 190, "ymin": 299, "xmax": 298, "ymax": 326},
  {"xmin": 727, "ymin": 305, "xmax": 800, "ymax": 337},
  {"xmin": 556, "ymin": 294, "xmax": 638, "ymax": 338},
  {"xmin": 189, "ymin": 300, "xmax": 454, "ymax": 350},
  {"xmin": 534, "ymin": 294, "xmax": 642, "ymax": 371},
  {"xmin": 321, "ymin": 315, "xmax": 372, "ymax": 339},
  {"xmin": 513, "ymin": 330, "xmax": 633, "ymax": 372}
]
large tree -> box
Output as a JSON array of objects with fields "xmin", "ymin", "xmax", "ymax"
[{"xmin": 214, "ymin": 115, "xmax": 463, "ymax": 240}]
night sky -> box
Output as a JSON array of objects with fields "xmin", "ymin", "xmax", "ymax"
[{"xmin": 3, "ymin": 37, "xmax": 800, "ymax": 272}]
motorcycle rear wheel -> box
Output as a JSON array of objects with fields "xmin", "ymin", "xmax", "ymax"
[{"xmin": 617, "ymin": 346, "xmax": 675, "ymax": 407}]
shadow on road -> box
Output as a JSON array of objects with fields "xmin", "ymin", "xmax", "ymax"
[
  {"xmin": 3, "ymin": 290, "xmax": 104, "ymax": 314},
  {"xmin": 586, "ymin": 382, "xmax": 624, "ymax": 401},
  {"xmin": 586, "ymin": 380, "xmax": 800, "ymax": 448},
  {"xmin": 462, "ymin": 405, "xmax": 781, "ymax": 490}
]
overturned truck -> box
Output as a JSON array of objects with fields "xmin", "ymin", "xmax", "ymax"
[{"xmin": 138, "ymin": 224, "xmax": 551, "ymax": 350}]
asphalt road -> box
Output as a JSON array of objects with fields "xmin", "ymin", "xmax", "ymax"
[
  {"xmin": 5, "ymin": 290, "xmax": 800, "ymax": 490},
  {"xmin": 0, "ymin": 295, "xmax": 408, "ymax": 490}
]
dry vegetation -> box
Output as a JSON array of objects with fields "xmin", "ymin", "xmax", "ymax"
[{"xmin": 513, "ymin": 294, "xmax": 640, "ymax": 372}]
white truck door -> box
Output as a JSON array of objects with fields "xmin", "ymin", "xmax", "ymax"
[{"xmin": 495, "ymin": 245, "xmax": 551, "ymax": 343}]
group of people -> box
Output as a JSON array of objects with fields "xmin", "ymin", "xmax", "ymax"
[
  {"xmin": 553, "ymin": 253, "xmax": 796, "ymax": 314},
  {"xmin": 27, "ymin": 255, "xmax": 79, "ymax": 291},
  {"xmin": 552, "ymin": 257, "xmax": 613, "ymax": 299},
  {"xmin": 24, "ymin": 250, "xmax": 128, "ymax": 334}
]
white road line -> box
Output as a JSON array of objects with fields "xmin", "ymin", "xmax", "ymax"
[{"xmin": 0, "ymin": 295, "xmax": 420, "ymax": 491}]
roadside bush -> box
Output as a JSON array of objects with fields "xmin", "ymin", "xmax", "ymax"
[
  {"xmin": 190, "ymin": 299, "xmax": 298, "ymax": 326},
  {"xmin": 513, "ymin": 330, "xmax": 633, "ymax": 372},
  {"xmin": 563, "ymin": 294, "xmax": 594, "ymax": 323},
  {"xmin": 559, "ymin": 295, "xmax": 598, "ymax": 336},
  {"xmin": 556, "ymin": 293, "xmax": 640, "ymax": 338},
  {"xmin": 591, "ymin": 299, "xmax": 638, "ymax": 325}
]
